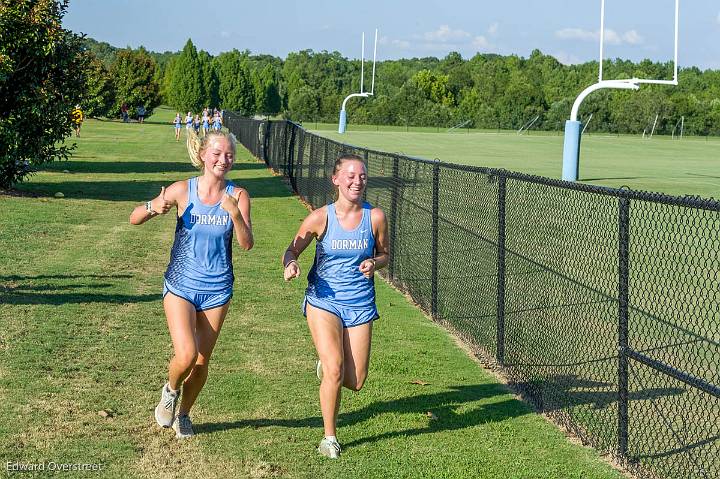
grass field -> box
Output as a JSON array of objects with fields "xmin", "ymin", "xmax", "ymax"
[
  {"xmin": 0, "ymin": 107, "xmax": 627, "ymax": 478},
  {"xmin": 309, "ymin": 123, "xmax": 720, "ymax": 198}
]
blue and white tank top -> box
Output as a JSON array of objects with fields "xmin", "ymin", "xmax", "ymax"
[
  {"xmin": 165, "ymin": 177, "xmax": 235, "ymax": 293},
  {"xmin": 306, "ymin": 202, "xmax": 376, "ymax": 307}
]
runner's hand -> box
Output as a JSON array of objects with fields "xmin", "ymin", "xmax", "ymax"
[
  {"xmin": 359, "ymin": 258, "xmax": 376, "ymax": 278},
  {"xmin": 151, "ymin": 187, "xmax": 172, "ymax": 215},
  {"xmin": 284, "ymin": 261, "xmax": 300, "ymax": 281},
  {"xmin": 220, "ymin": 192, "xmax": 240, "ymax": 217}
]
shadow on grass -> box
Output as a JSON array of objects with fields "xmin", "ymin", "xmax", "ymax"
[
  {"xmin": 512, "ymin": 375, "xmax": 684, "ymax": 412},
  {"xmin": 14, "ymin": 176, "xmax": 292, "ymax": 201},
  {"xmin": 196, "ymin": 377, "xmax": 685, "ymax": 451},
  {"xmin": 581, "ymin": 176, "xmax": 645, "ymax": 181},
  {"xmin": 0, "ymin": 273, "xmax": 157, "ymax": 305},
  {"xmin": 195, "ymin": 383, "xmax": 523, "ymax": 441},
  {"xmin": 42, "ymin": 161, "xmax": 267, "ymax": 175}
]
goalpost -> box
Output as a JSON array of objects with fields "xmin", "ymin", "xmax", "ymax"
[
  {"xmin": 338, "ymin": 29, "xmax": 379, "ymax": 134},
  {"xmin": 562, "ymin": 0, "xmax": 680, "ymax": 181},
  {"xmin": 672, "ymin": 116, "xmax": 685, "ymax": 139},
  {"xmin": 517, "ymin": 115, "xmax": 540, "ymax": 135}
]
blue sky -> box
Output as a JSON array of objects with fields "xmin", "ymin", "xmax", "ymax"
[{"xmin": 64, "ymin": 0, "xmax": 720, "ymax": 70}]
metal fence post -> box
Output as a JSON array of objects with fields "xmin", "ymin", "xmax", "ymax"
[
  {"xmin": 307, "ymin": 135, "xmax": 316, "ymax": 206},
  {"xmin": 262, "ymin": 121, "xmax": 270, "ymax": 163},
  {"xmin": 363, "ymin": 150, "xmax": 369, "ymax": 203},
  {"xmin": 287, "ymin": 123, "xmax": 296, "ymax": 181},
  {"xmin": 496, "ymin": 174, "xmax": 507, "ymax": 365},
  {"xmin": 293, "ymin": 129, "xmax": 304, "ymax": 193},
  {"xmin": 431, "ymin": 161, "xmax": 440, "ymax": 319},
  {"xmin": 323, "ymin": 141, "xmax": 330, "ymax": 205},
  {"xmin": 388, "ymin": 155, "xmax": 400, "ymax": 282},
  {"xmin": 618, "ymin": 196, "xmax": 630, "ymax": 457}
]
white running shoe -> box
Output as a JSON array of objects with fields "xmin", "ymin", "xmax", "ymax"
[
  {"xmin": 172, "ymin": 413, "xmax": 194, "ymax": 439},
  {"xmin": 316, "ymin": 359, "xmax": 323, "ymax": 381},
  {"xmin": 154, "ymin": 383, "xmax": 178, "ymax": 428},
  {"xmin": 317, "ymin": 437, "xmax": 341, "ymax": 459}
]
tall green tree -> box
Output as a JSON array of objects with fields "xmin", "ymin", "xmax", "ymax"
[
  {"xmin": 288, "ymin": 86, "xmax": 319, "ymax": 121},
  {"xmin": 253, "ymin": 64, "xmax": 281, "ymax": 115},
  {"xmin": 0, "ymin": 0, "xmax": 88, "ymax": 188},
  {"xmin": 160, "ymin": 56, "xmax": 176, "ymax": 106},
  {"xmin": 82, "ymin": 54, "xmax": 116, "ymax": 117},
  {"xmin": 215, "ymin": 50, "xmax": 254, "ymax": 114},
  {"xmin": 169, "ymin": 39, "xmax": 203, "ymax": 112},
  {"xmin": 198, "ymin": 50, "xmax": 219, "ymax": 108},
  {"xmin": 110, "ymin": 47, "xmax": 160, "ymax": 117}
]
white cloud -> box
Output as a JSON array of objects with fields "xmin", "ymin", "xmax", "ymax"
[
  {"xmin": 473, "ymin": 36, "xmax": 491, "ymax": 49},
  {"xmin": 603, "ymin": 29, "xmax": 622, "ymax": 45},
  {"xmin": 555, "ymin": 28, "xmax": 643, "ymax": 45},
  {"xmin": 555, "ymin": 28, "xmax": 597, "ymax": 42},
  {"xmin": 383, "ymin": 25, "xmax": 497, "ymax": 55},
  {"xmin": 378, "ymin": 36, "xmax": 410, "ymax": 49},
  {"xmin": 422, "ymin": 25, "xmax": 471, "ymax": 43},
  {"xmin": 717, "ymin": 11, "xmax": 720, "ymax": 24},
  {"xmin": 488, "ymin": 22, "xmax": 499, "ymax": 36},
  {"xmin": 622, "ymin": 30, "xmax": 643, "ymax": 45},
  {"xmin": 220, "ymin": 31, "xmax": 231, "ymax": 38}
]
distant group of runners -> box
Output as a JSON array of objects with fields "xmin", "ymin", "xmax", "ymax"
[
  {"xmin": 130, "ymin": 125, "xmax": 388, "ymax": 459},
  {"xmin": 174, "ymin": 107, "xmax": 223, "ymax": 141},
  {"xmin": 70, "ymin": 103, "xmax": 146, "ymax": 138}
]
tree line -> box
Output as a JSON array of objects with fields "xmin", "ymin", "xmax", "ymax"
[
  {"xmin": 3, "ymin": 0, "xmax": 720, "ymax": 188},
  {"xmin": 83, "ymin": 38, "xmax": 720, "ymax": 136}
]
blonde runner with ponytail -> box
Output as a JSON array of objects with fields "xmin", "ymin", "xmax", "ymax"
[
  {"xmin": 130, "ymin": 123, "xmax": 251, "ymax": 440},
  {"xmin": 186, "ymin": 128, "xmax": 238, "ymax": 170}
]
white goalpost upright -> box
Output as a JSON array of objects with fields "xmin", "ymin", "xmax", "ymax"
[
  {"xmin": 338, "ymin": 29, "xmax": 379, "ymax": 134},
  {"xmin": 562, "ymin": 0, "xmax": 680, "ymax": 181}
]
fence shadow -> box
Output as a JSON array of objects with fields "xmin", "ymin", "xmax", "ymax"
[
  {"xmin": 0, "ymin": 273, "xmax": 157, "ymax": 305},
  {"xmin": 511, "ymin": 375, "xmax": 684, "ymax": 413},
  {"xmin": 14, "ymin": 176, "xmax": 292, "ymax": 201},
  {"xmin": 42, "ymin": 160, "xmax": 268, "ymax": 175},
  {"xmin": 196, "ymin": 378, "xmax": 686, "ymax": 450}
]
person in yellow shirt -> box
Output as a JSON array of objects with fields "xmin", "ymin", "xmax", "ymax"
[{"xmin": 71, "ymin": 105, "xmax": 83, "ymax": 137}]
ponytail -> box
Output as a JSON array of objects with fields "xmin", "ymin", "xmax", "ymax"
[{"xmin": 186, "ymin": 129, "xmax": 238, "ymax": 170}]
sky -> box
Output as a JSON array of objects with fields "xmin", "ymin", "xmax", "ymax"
[{"xmin": 64, "ymin": 0, "xmax": 720, "ymax": 71}]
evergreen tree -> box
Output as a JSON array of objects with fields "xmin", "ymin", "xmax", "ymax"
[
  {"xmin": 170, "ymin": 39, "xmax": 203, "ymax": 112},
  {"xmin": 198, "ymin": 50, "xmax": 219, "ymax": 108},
  {"xmin": 253, "ymin": 64, "xmax": 281, "ymax": 115},
  {"xmin": 215, "ymin": 50, "xmax": 254, "ymax": 114}
]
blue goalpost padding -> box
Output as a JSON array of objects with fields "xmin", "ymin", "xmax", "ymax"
[
  {"xmin": 562, "ymin": 120, "xmax": 582, "ymax": 182},
  {"xmin": 338, "ymin": 109, "xmax": 347, "ymax": 134}
]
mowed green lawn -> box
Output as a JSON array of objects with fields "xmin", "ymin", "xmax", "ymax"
[
  {"xmin": 313, "ymin": 123, "xmax": 720, "ymax": 198},
  {"xmin": 0, "ymin": 108, "xmax": 625, "ymax": 478}
]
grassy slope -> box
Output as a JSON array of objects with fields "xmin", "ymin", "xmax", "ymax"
[{"xmin": 0, "ymin": 108, "xmax": 624, "ymax": 478}]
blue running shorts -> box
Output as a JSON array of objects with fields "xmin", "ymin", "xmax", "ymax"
[
  {"xmin": 163, "ymin": 281, "xmax": 232, "ymax": 312},
  {"xmin": 303, "ymin": 296, "xmax": 379, "ymax": 328}
]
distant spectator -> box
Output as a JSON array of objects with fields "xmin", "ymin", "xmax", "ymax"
[
  {"xmin": 137, "ymin": 105, "xmax": 146, "ymax": 123},
  {"xmin": 71, "ymin": 104, "xmax": 83, "ymax": 137},
  {"xmin": 121, "ymin": 103, "xmax": 129, "ymax": 122}
]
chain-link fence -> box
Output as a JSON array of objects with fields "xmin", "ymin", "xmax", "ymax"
[{"xmin": 225, "ymin": 113, "xmax": 720, "ymax": 479}]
